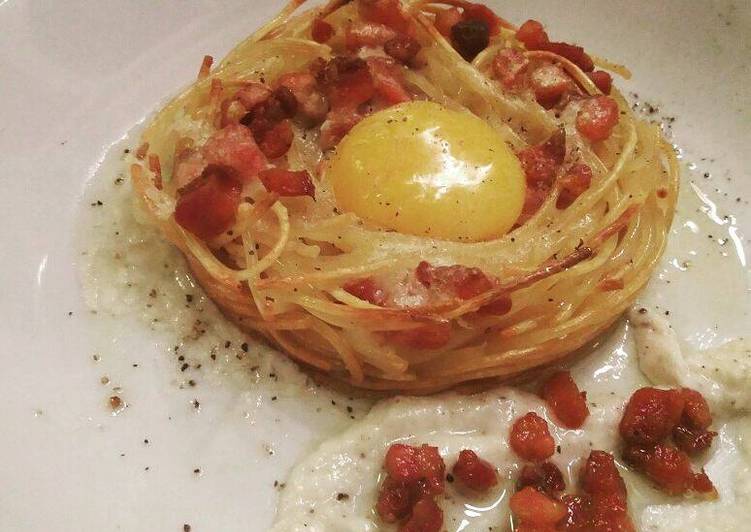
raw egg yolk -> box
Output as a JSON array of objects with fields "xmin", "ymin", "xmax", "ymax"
[{"xmin": 327, "ymin": 101, "xmax": 525, "ymax": 242}]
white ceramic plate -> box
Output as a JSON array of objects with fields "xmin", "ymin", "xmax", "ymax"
[{"xmin": 1, "ymin": 1, "xmax": 749, "ymax": 530}]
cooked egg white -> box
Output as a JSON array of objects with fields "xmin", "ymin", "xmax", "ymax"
[{"xmin": 327, "ymin": 101, "xmax": 526, "ymax": 242}]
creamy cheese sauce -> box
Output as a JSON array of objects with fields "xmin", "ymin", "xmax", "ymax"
[{"xmin": 270, "ymin": 386, "xmax": 621, "ymax": 532}]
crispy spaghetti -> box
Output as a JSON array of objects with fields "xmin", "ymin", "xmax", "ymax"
[{"xmin": 132, "ymin": 0, "xmax": 679, "ymax": 393}]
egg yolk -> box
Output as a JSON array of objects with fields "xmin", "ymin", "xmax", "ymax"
[{"xmin": 327, "ymin": 101, "xmax": 525, "ymax": 242}]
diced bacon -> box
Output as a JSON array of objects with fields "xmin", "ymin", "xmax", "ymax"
[
  {"xmin": 623, "ymin": 443, "xmax": 697, "ymax": 495},
  {"xmin": 384, "ymin": 34, "xmax": 422, "ymax": 64},
  {"xmin": 529, "ymin": 64, "xmax": 573, "ymax": 108},
  {"xmin": 367, "ymin": 57, "xmax": 412, "ymax": 105},
  {"xmin": 540, "ymin": 370, "xmax": 590, "ymax": 429},
  {"xmin": 173, "ymin": 149, "xmax": 208, "ymax": 191},
  {"xmin": 346, "ymin": 22, "xmax": 398, "ymax": 50},
  {"xmin": 377, "ymin": 444, "xmax": 446, "ymax": 530},
  {"xmin": 561, "ymin": 494, "xmax": 589, "ymax": 530},
  {"xmin": 434, "ymin": 7, "xmax": 463, "ymax": 38},
  {"xmin": 236, "ymin": 82, "xmax": 272, "ymax": 111},
  {"xmin": 463, "ymin": 3, "xmax": 502, "ymax": 36},
  {"xmin": 277, "ymin": 73, "xmax": 313, "ymax": 97},
  {"xmin": 576, "ymin": 95, "xmax": 620, "ymax": 141},
  {"xmin": 240, "ymin": 86, "xmax": 297, "ymax": 140},
  {"xmin": 566, "ymin": 451, "xmax": 635, "ymax": 531},
  {"xmin": 581, "ymin": 450, "xmax": 627, "ymax": 497},
  {"xmin": 492, "ymin": 48, "xmax": 530, "ymax": 88},
  {"xmin": 672, "ymin": 388, "xmax": 717, "ymax": 454},
  {"xmin": 257, "ymin": 119, "xmax": 294, "ymax": 159},
  {"xmin": 679, "ymin": 388, "xmax": 713, "ymax": 430},
  {"xmin": 257, "ymin": 168, "xmax": 315, "ymax": 198},
  {"xmin": 384, "ymin": 444, "xmax": 446, "ymax": 497},
  {"xmin": 174, "ymin": 165, "xmax": 241, "ymax": 240},
  {"xmin": 692, "ymin": 470, "xmax": 717, "ymax": 494},
  {"xmin": 416, "ymin": 261, "xmax": 496, "ymax": 300},
  {"xmin": 672, "ymin": 424, "xmax": 716, "ymax": 454},
  {"xmin": 619, "ymin": 387, "xmax": 685, "ymax": 446},
  {"xmin": 202, "ymin": 124, "xmax": 268, "ymax": 183},
  {"xmin": 343, "ymin": 277, "xmax": 387, "ymax": 306},
  {"xmin": 542, "ymin": 42, "xmax": 594, "ymax": 72},
  {"xmin": 389, "ymin": 322, "xmax": 452, "ymax": 350},
  {"xmin": 319, "ymin": 110, "xmax": 364, "ymax": 150},
  {"xmin": 518, "ymin": 128, "xmax": 566, "ymax": 187},
  {"xmin": 400, "ymin": 497, "xmax": 443, "ymax": 532},
  {"xmin": 277, "ymin": 72, "xmax": 329, "ymax": 124},
  {"xmin": 510, "ymin": 487, "xmax": 567, "ymax": 526},
  {"xmin": 271, "ymin": 86, "xmax": 299, "ymax": 117},
  {"xmin": 588, "ymin": 494, "xmax": 633, "ymax": 532},
  {"xmin": 588, "ymin": 70, "xmax": 613, "ymax": 94},
  {"xmin": 317, "ymin": 57, "xmax": 376, "ymax": 110},
  {"xmin": 516, "ymin": 19, "xmax": 549, "ymax": 50},
  {"xmin": 359, "ymin": 0, "xmax": 411, "ymax": 34},
  {"xmin": 377, "ymin": 477, "xmax": 414, "ymax": 522},
  {"xmin": 516, "ymin": 462, "xmax": 566, "ymax": 495},
  {"xmin": 510, "ymin": 412, "xmax": 555, "ymax": 462},
  {"xmin": 311, "ymin": 17, "xmax": 334, "ymax": 43},
  {"xmin": 452, "ymin": 450, "xmax": 497, "ymax": 492},
  {"xmin": 517, "ymin": 20, "xmax": 594, "ymax": 72},
  {"xmin": 556, "ymin": 163, "xmax": 593, "ymax": 209},
  {"xmin": 515, "ymin": 129, "xmax": 567, "ymax": 222}
]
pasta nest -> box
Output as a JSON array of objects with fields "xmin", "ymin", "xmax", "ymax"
[{"xmin": 132, "ymin": 0, "xmax": 678, "ymax": 393}]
